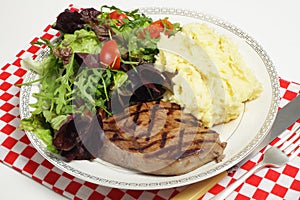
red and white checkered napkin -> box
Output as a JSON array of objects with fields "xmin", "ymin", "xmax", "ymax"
[{"xmin": 1, "ymin": 23, "xmax": 300, "ymax": 200}]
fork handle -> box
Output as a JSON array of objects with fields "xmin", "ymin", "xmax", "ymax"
[{"xmin": 210, "ymin": 162, "xmax": 265, "ymax": 200}]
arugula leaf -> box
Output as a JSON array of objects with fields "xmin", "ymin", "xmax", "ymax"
[
  {"xmin": 112, "ymin": 70, "xmax": 128, "ymax": 89},
  {"xmin": 73, "ymin": 68, "xmax": 125, "ymax": 115},
  {"xmin": 54, "ymin": 53, "xmax": 76, "ymax": 114}
]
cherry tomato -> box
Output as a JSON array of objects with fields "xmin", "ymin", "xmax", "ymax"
[
  {"xmin": 140, "ymin": 19, "xmax": 174, "ymax": 39},
  {"xmin": 151, "ymin": 19, "xmax": 173, "ymax": 30},
  {"xmin": 109, "ymin": 10, "xmax": 128, "ymax": 25},
  {"xmin": 99, "ymin": 40, "xmax": 121, "ymax": 70},
  {"xmin": 147, "ymin": 23, "xmax": 163, "ymax": 39}
]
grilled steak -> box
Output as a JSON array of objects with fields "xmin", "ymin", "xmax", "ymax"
[{"xmin": 99, "ymin": 101, "xmax": 227, "ymax": 175}]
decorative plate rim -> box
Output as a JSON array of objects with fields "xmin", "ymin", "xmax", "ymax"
[{"xmin": 19, "ymin": 6, "xmax": 280, "ymax": 190}]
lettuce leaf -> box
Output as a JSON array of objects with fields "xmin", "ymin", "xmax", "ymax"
[
  {"xmin": 60, "ymin": 29, "xmax": 101, "ymax": 54},
  {"xmin": 21, "ymin": 53, "xmax": 58, "ymax": 76},
  {"xmin": 52, "ymin": 9, "xmax": 86, "ymax": 34},
  {"xmin": 20, "ymin": 114, "xmax": 58, "ymax": 153}
]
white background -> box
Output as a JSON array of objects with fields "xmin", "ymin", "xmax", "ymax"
[{"xmin": 0, "ymin": 0, "xmax": 300, "ymax": 199}]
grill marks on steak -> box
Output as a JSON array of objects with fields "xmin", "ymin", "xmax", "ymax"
[{"xmin": 99, "ymin": 101, "xmax": 226, "ymax": 175}]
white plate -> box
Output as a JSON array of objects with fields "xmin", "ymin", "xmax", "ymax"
[{"xmin": 20, "ymin": 7, "xmax": 279, "ymax": 190}]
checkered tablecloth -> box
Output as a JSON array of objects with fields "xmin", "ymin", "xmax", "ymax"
[{"xmin": 1, "ymin": 6, "xmax": 300, "ymax": 200}]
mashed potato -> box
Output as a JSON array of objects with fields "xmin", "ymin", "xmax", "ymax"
[{"xmin": 155, "ymin": 23, "xmax": 262, "ymax": 127}]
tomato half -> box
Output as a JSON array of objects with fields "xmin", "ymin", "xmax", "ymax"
[
  {"xmin": 140, "ymin": 19, "xmax": 174, "ymax": 39},
  {"xmin": 109, "ymin": 10, "xmax": 128, "ymax": 25},
  {"xmin": 151, "ymin": 19, "xmax": 173, "ymax": 30},
  {"xmin": 99, "ymin": 40, "xmax": 121, "ymax": 70}
]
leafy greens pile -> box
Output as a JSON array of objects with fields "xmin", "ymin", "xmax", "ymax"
[{"xmin": 20, "ymin": 6, "xmax": 181, "ymax": 160}]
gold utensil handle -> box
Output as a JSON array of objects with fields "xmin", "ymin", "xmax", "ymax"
[{"xmin": 171, "ymin": 171, "xmax": 227, "ymax": 200}]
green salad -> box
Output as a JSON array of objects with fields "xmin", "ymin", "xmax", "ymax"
[{"xmin": 20, "ymin": 6, "xmax": 181, "ymax": 160}]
